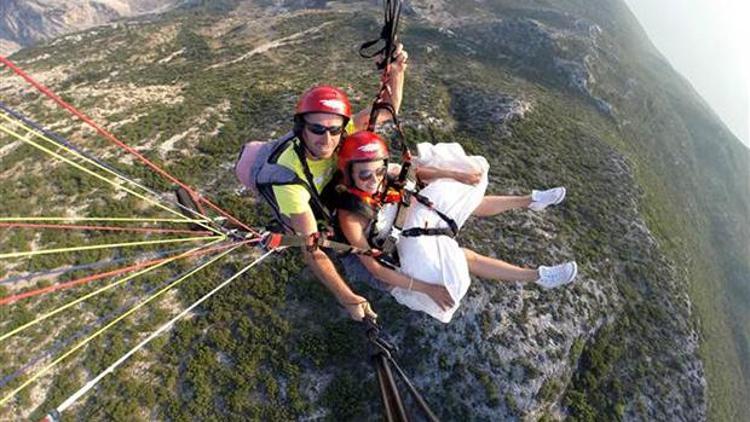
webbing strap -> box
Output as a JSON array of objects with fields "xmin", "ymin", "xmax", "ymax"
[
  {"xmin": 400, "ymin": 227, "xmax": 455, "ymax": 238},
  {"xmin": 261, "ymin": 232, "xmax": 380, "ymax": 257},
  {"xmin": 410, "ymin": 190, "xmax": 459, "ymax": 237},
  {"xmin": 378, "ymin": 184, "xmax": 459, "ymax": 260},
  {"xmin": 359, "ymin": 0, "xmax": 402, "ymax": 70},
  {"xmin": 293, "ymin": 141, "xmax": 335, "ymax": 226}
]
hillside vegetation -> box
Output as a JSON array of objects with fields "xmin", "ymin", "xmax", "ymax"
[{"xmin": 0, "ymin": 1, "xmax": 747, "ymax": 420}]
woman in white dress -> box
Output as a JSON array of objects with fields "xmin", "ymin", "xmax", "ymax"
[{"xmin": 325, "ymin": 131, "xmax": 577, "ymax": 322}]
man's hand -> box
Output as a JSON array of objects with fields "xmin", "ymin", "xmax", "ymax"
[
  {"xmin": 389, "ymin": 43, "xmax": 408, "ymax": 75},
  {"xmin": 344, "ymin": 296, "xmax": 378, "ymax": 321},
  {"xmin": 290, "ymin": 211, "xmax": 372, "ymax": 321}
]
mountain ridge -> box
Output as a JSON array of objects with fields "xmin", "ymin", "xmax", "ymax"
[{"xmin": 0, "ymin": 0, "xmax": 179, "ymax": 55}]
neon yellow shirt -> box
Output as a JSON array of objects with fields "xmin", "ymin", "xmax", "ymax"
[
  {"xmin": 272, "ymin": 121, "xmax": 355, "ymax": 216},
  {"xmin": 272, "ymin": 144, "xmax": 336, "ymax": 215}
]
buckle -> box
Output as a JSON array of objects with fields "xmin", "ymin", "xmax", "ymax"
[{"xmin": 260, "ymin": 232, "xmax": 283, "ymax": 250}]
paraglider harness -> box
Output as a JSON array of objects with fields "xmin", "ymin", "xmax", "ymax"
[
  {"xmin": 356, "ymin": 2, "xmax": 442, "ymax": 419},
  {"xmin": 336, "ymin": 181, "xmax": 459, "ymax": 264},
  {"xmin": 356, "ymin": 0, "xmax": 458, "ymax": 263},
  {"xmin": 231, "ymin": 131, "xmax": 383, "ymax": 257}
]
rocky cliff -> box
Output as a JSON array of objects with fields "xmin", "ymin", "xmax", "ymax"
[{"xmin": 1, "ymin": 1, "xmax": 747, "ymax": 420}]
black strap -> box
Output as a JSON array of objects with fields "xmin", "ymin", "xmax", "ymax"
[
  {"xmin": 409, "ymin": 190, "xmax": 459, "ymax": 237},
  {"xmin": 261, "ymin": 231, "xmax": 381, "ymax": 257},
  {"xmin": 361, "ymin": 0, "xmax": 411, "ymax": 160},
  {"xmin": 293, "ymin": 140, "xmax": 335, "ymax": 226},
  {"xmin": 400, "ymin": 227, "xmax": 455, "ymax": 238},
  {"xmin": 358, "ymin": 0, "xmax": 402, "ymax": 70}
]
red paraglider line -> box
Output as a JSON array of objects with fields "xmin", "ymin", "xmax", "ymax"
[
  {"xmin": 0, "ymin": 240, "xmax": 242, "ymax": 306},
  {"xmin": 0, "ymin": 55, "xmax": 260, "ymax": 237},
  {"xmin": 0, "ymin": 222, "xmax": 212, "ymax": 236}
]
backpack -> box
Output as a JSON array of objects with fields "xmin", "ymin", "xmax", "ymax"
[{"xmin": 234, "ymin": 131, "xmax": 333, "ymax": 231}]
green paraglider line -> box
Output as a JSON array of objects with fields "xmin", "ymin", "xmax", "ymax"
[
  {"xmin": 0, "ymin": 235, "xmax": 222, "ymax": 260},
  {"xmin": 0, "ymin": 115, "xmax": 224, "ymax": 237},
  {"xmin": 0, "ymin": 237, "xmax": 227, "ymax": 344},
  {"xmin": 0, "ymin": 239, "xmax": 251, "ymax": 408}
]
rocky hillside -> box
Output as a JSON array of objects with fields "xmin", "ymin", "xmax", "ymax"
[
  {"xmin": 0, "ymin": 0, "xmax": 178, "ymax": 55},
  {"xmin": 1, "ymin": 0, "xmax": 747, "ymax": 420}
]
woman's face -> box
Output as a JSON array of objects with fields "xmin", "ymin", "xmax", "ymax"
[
  {"xmin": 351, "ymin": 160, "xmax": 387, "ymax": 194},
  {"xmin": 301, "ymin": 112, "xmax": 345, "ymax": 159}
]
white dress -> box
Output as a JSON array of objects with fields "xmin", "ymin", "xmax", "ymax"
[{"xmin": 387, "ymin": 143, "xmax": 489, "ymax": 323}]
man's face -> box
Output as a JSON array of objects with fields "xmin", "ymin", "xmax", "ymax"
[{"xmin": 301, "ymin": 112, "xmax": 345, "ymax": 159}]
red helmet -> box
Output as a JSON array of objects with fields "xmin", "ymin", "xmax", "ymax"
[
  {"xmin": 295, "ymin": 85, "xmax": 352, "ymax": 119},
  {"xmin": 337, "ymin": 131, "xmax": 389, "ymax": 185}
]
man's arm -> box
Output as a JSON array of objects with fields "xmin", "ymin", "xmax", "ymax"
[
  {"xmin": 287, "ymin": 210, "xmax": 377, "ymax": 321},
  {"xmin": 351, "ymin": 44, "xmax": 408, "ymax": 132}
]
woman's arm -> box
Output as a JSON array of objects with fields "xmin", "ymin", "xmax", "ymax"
[
  {"xmin": 338, "ymin": 210, "xmax": 455, "ymax": 310},
  {"xmin": 415, "ymin": 165, "xmax": 482, "ymax": 185}
]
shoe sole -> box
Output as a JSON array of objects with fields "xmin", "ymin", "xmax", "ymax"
[
  {"xmin": 565, "ymin": 261, "xmax": 578, "ymax": 284},
  {"xmin": 553, "ymin": 187, "xmax": 566, "ymax": 205},
  {"xmin": 530, "ymin": 187, "xmax": 566, "ymax": 211}
]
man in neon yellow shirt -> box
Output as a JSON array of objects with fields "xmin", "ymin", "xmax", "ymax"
[{"xmin": 270, "ymin": 47, "xmax": 407, "ymax": 321}]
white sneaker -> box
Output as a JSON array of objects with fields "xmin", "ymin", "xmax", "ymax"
[
  {"xmin": 536, "ymin": 262, "xmax": 577, "ymax": 289},
  {"xmin": 529, "ymin": 187, "xmax": 566, "ymax": 211}
]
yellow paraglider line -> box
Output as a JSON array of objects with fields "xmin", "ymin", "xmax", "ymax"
[
  {"xmin": 0, "ymin": 240, "xmax": 245, "ymax": 407},
  {"xmin": 0, "ymin": 235, "xmax": 222, "ymax": 260},
  {"xmin": 0, "ymin": 237, "xmax": 226, "ymax": 344},
  {"xmin": 0, "ymin": 217, "xmax": 208, "ymax": 224},
  {"xmin": 0, "ymin": 117, "xmax": 223, "ymax": 237}
]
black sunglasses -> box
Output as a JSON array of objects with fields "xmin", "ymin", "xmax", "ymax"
[
  {"xmin": 305, "ymin": 121, "xmax": 344, "ymax": 136},
  {"xmin": 357, "ymin": 166, "xmax": 387, "ymax": 182}
]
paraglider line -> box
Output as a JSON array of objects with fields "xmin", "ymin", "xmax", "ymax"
[
  {"xmin": 0, "ymin": 240, "xmax": 245, "ymax": 306},
  {"xmin": 0, "ymin": 222, "xmax": 211, "ymax": 236},
  {"xmin": 0, "ymin": 244, "xmax": 200, "ymax": 286},
  {"xmin": 0, "ymin": 238, "xmax": 227, "ymax": 343},
  {"xmin": 49, "ymin": 248, "xmax": 275, "ymax": 415},
  {"xmin": 0, "ymin": 240, "xmax": 250, "ymax": 408},
  {"xmin": 0, "ymin": 217, "xmax": 208, "ymax": 224},
  {"xmin": 0, "ymin": 118, "xmax": 223, "ymax": 236},
  {"xmin": 0, "ymin": 55, "xmax": 259, "ymax": 236},
  {"xmin": 0, "ymin": 249, "xmax": 223, "ymax": 389},
  {"xmin": 0, "ymin": 106, "xmax": 221, "ymax": 233},
  {"xmin": 0, "ymin": 234, "xmax": 223, "ymax": 260}
]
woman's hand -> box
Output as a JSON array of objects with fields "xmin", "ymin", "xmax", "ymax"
[
  {"xmin": 449, "ymin": 170, "xmax": 482, "ymax": 185},
  {"xmin": 423, "ymin": 284, "xmax": 455, "ymax": 311}
]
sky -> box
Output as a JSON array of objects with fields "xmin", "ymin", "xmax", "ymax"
[{"xmin": 624, "ymin": 0, "xmax": 749, "ymax": 147}]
